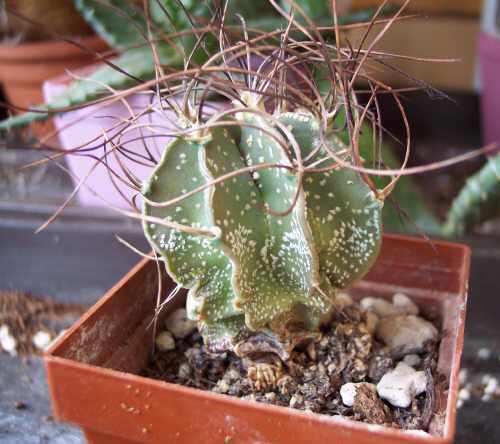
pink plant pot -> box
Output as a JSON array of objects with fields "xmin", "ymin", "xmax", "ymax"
[
  {"xmin": 478, "ymin": 31, "xmax": 500, "ymax": 152},
  {"xmin": 43, "ymin": 74, "xmax": 226, "ymax": 209}
]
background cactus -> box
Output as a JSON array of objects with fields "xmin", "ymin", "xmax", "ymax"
[
  {"xmin": 142, "ymin": 89, "xmax": 384, "ymax": 356},
  {"xmin": 443, "ymin": 154, "xmax": 500, "ymax": 236}
]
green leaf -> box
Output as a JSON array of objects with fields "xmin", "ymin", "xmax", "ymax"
[
  {"xmin": 0, "ymin": 46, "xmax": 180, "ymax": 133},
  {"xmin": 74, "ymin": 0, "xmax": 148, "ymax": 49},
  {"xmin": 149, "ymin": 0, "xmax": 209, "ymax": 33},
  {"xmin": 279, "ymin": 0, "xmax": 330, "ymax": 22}
]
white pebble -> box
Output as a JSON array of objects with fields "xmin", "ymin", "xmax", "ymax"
[
  {"xmin": 360, "ymin": 297, "xmax": 398, "ymax": 318},
  {"xmin": 392, "ymin": 293, "xmax": 419, "ymax": 315},
  {"xmin": 177, "ymin": 362, "xmax": 191, "ymax": 379},
  {"xmin": 482, "ymin": 374, "xmax": 492, "ymax": 385},
  {"xmin": 459, "ymin": 368, "xmax": 468, "ymax": 386},
  {"xmin": 402, "ymin": 354, "xmax": 421, "ymax": 368},
  {"xmin": 376, "ymin": 315, "xmax": 438, "ymax": 358},
  {"xmin": 334, "ymin": 292, "xmax": 353, "ymax": 310},
  {"xmin": 155, "ymin": 331, "xmax": 175, "ymax": 351},
  {"xmin": 0, "ymin": 325, "xmax": 17, "ymax": 356},
  {"xmin": 32, "ymin": 331, "xmax": 52, "ymax": 351},
  {"xmin": 165, "ymin": 308, "xmax": 197, "ymax": 338},
  {"xmin": 484, "ymin": 377, "xmax": 498, "ymax": 395},
  {"xmin": 377, "ymin": 362, "xmax": 427, "ymax": 408},
  {"xmin": 477, "ymin": 348, "xmax": 491, "ymax": 360},
  {"xmin": 214, "ymin": 380, "xmax": 229, "ymax": 394},
  {"xmin": 458, "ymin": 387, "xmax": 471, "ymax": 401},
  {"xmin": 340, "ymin": 382, "xmax": 377, "ymax": 407}
]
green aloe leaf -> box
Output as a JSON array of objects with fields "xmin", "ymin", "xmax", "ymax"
[{"xmin": 74, "ymin": 0, "xmax": 148, "ymax": 49}]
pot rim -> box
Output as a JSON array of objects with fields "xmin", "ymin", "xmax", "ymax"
[{"xmin": 44, "ymin": 234, "xmax": 470, "ymax": 444}]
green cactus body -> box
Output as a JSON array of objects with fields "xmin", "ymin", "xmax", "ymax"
[
  {"xmin": 278, "ymin": 111, "xmax": 383, "ymax": 287},
  {"xmin": 143, "ymin": 104, "xmax": 383, "ymax": 356}
]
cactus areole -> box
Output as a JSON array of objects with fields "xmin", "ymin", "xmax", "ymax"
[{"xmin": 142, "ymin": 91, "xmax": 384, "ymax": 360}]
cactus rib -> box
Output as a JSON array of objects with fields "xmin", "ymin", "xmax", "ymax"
[{"xmin": 143, "ymin": 107, "xmax": 383, "ymax": 355}]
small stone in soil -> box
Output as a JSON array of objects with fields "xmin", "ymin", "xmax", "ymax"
[
  {"xmin": 403, "ymin": 354, "xmax": 421, "ymax": 368},
  {"xmin": 392, "ymin": 293, "xmax": 419, "ymax": 316},
  {"xmin": 360, "ymin": 297, "xmax": 398, "ymax": 318},
  {"xmin": 340, "ymin": 382, "xmax": 376, "ymax": 407},
  {"xmin": 364, "ymin": 311, "xmax": 379, "ymax": 335},
  {"xmin": 155, "ymin": 331, "xmax": 175, "ymax": 351},
  {"xmin": 458, "ymin": 387, "xmax": 471, "ymax": 402},
  {"xmin": 334, "ymin": 292, "xmax": 353, "ymax": 310},
  {"xmin": 165, "ymin": 308, "xmax": 197, "ymax": 339},
  {"xmin": 484, "ymin": 376, "xmax": 498, "ymax": 396},
  {"xmin": 0, "ymin": 324, "xmax": 17, "ymax": 356},
  {"xmin": 377, "ymin": 362, "xmax": 427, "ymax": 408},
  {"xmin": 477, "ymin": 347, "xmax": 492, "ymax": 360},
  {"xmin": 376, "ymin": 315, "xmax": 438, "ymax": 358}
]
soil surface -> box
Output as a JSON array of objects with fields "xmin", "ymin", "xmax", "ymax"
[
  {"xmin": 142, "ymin": 300, "xmax": 440, "ymax": 432},
  {"xmin": 0, "ymin": 290, "xmax": 84, "ymax": 356}
]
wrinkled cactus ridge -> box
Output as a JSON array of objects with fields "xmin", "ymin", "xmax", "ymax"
[{"xmin": 143, "ymin": 102, "xmax": 383, "ymax": 354}]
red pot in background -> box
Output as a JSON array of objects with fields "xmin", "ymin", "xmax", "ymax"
[
  {"xmin": 0, "ymin": 36, "xmax": 107, "ymax": 111},
  {"xmin": 44, "ymin": 234, "xmax": 470, "ymax": 444},
  {"xmin": 0, "ymin": 36, "xmax": 107, "ymax": 138}
]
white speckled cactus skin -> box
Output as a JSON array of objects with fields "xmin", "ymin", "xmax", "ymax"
[{"xmin": 142, "ymin": 100, "xmax": 383, "ymax": 355}]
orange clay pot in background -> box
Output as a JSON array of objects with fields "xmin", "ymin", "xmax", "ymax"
[
  {"xmin": 0, "ymin": 35, "xmax": 107, "ymax": 110},
  {"xmin": 45, "ymin": 234, "xmax": 470, "ymax": 444}
]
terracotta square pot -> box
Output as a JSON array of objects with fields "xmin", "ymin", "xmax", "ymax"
[{"xmin": 44, "ymin": 234, "xmax": 470, "ymax": 444}]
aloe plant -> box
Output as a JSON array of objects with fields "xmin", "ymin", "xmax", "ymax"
[
  {"xmin": 0, "ymin": 0, "xmax": 194, "ymax": 131},
  {"xmin": 0, "ymin": 0, "xmax": 396, "ymax": 132}
]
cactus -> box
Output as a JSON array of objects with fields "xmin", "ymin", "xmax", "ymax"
[
  {"xmin": 142, "ymin": 93, "xmax": 383, "ymax": 357},
  {"xmin": 443, "ymin": 154, "xmax": 500, "ymax": 236}
]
